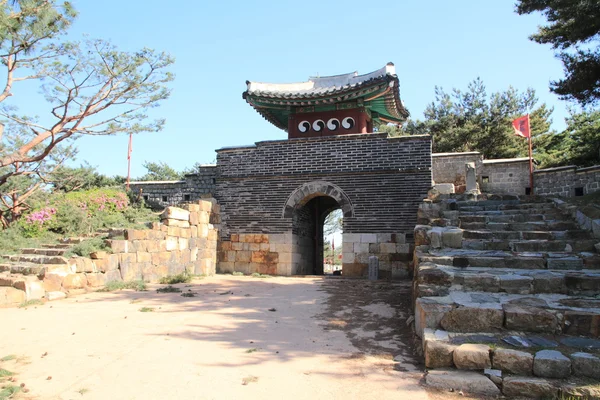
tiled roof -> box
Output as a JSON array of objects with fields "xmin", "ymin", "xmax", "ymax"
[
  {"xmin": 245, "ymin": 63, "xmax": 396, "ymax": 100},
  {"xmin": 243, "ymin": 63, "xmax": 409, "ymax": 130}
]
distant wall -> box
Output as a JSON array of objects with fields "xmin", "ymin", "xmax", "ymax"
[
  {"xmin": 481, "ymin": 158, "xmax": 530, "ymax": 196},
  {"xmin": 431, "ymin": 152, "xmax": 483, "ymax": 186},
  {"xmin": 534, "ymin": 165, "xmax": 600, "ymax": 197},
  {"xmin": 129, "ymin": 166, "xmax": 217, "ymax": 208}
]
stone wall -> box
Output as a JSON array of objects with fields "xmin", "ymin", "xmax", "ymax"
[
  {"xmin": 534, "ymin": 165, "xmax": 600, "ymax": 197},
  {"xmin": 214, "ymin": 133, "xmax": 432, "ymax": 277},
  {"xmin": 342, "ymin": 232, "xmax": 412, "ymax": 279},
  {"xmin": 481, "ymin": 158, "xmax": 530, "ymax": 195},
  {"xmin": 431, "ymin": 152, "xmax": 483, "ymax": 187},
  {"xmin": 129, "ymin": 165, "xmax": 217, "ymax": 208}
]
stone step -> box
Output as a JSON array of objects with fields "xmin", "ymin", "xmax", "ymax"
[
  {"xmin": 458, "ymin": 203, "xmax": 557, "ymax": 212},
  {"xmin": 459, "ymin": 235, "xmax": 596, "ymax": 252},
  {"xmin": 41, "ymin": 243, "xmax": 73, "ymax": 249},
  {"xmin": 415, "ymin": 292, "xmax": 600, "ymax": 339},
  {"xmin": 22, "ymin": 247, "xmax": 68, "ymax": 256},
  {"xmin": 3, "ymin": 254, "xmax": 69, "ymax": 265},
  {"xmin": 422, "ymin": 329, "xmax": 600, "ymax": 385},
  {"xmin": 459, "ymin": 212, "xmax": 571, "ymax": 224},
  {"xmin": 459, "ymin": 208, "xmax": 564, "ymax": 217},
  {"xmin": 461, "ymin": 221, "xmax": 581, "ymax": 231},
  {"xmin": 418, "ymin": 249, "xmax": 600, "ymax": 270},
  {"xmin": 416, "ymin": 263, "xmax": 600, "ymax": 297}
]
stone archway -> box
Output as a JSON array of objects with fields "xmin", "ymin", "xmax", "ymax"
[
  {"xmin": 282, "ymin": 181, "xmax": 354, "ymax": 218},
  {"xmin": 282, "ymin": 181, "xmax": 353, "ymax": 275}
]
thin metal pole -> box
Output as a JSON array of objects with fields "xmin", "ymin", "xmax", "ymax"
[
  {"xmin": 527, "ymin": 114, "xmax": 534, "ymax": 195},
  {"xmin": 126, "ymin": 133, "xmax": 132, "ymax": 191}
]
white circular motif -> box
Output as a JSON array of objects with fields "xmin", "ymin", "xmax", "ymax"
[
  {"xmin": 312, "ymin": 119, "xmax": 325, "ymax": 132},
  {"xmin": 298, "ymin": 121, "xmax": 310, "ymax": 133},
  {"xmin": 327, "ymin": 118, "xmax": 340, "ymax": 131},
  {"xmin": 342, "ymin": 117, "xmax": 355, "ymax": 130}
]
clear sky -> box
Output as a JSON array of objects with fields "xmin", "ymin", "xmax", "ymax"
[{"xmin": 14, "ymin": 1, "xmax": 571, "ymax": 178}]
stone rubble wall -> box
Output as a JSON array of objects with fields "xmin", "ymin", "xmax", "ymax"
[
  {"xmin": 129, "ymin": 165, "xmax": 217, "ymax": 208},
  {"xmin": 534, "ymin": 164, "xmax": 600, "ymax": 197}
]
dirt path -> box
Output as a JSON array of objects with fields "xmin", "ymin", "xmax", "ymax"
[{"xmin": 0, "ymin": 276, "xmax": 459, "ymax": 400}]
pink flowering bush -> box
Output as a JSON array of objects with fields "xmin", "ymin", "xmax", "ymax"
[{"xmin": 21, "ymin": 188, "xmax": 140, "ymax": 236}]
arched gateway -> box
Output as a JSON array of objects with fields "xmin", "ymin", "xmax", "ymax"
[{"xmin": 133, "ymin": 64, "xmax": 433, "ymax": 278}]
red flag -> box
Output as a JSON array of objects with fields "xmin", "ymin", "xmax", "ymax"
[
  {"xmin": 127, "ymin": 133, "xmax": 133, "ymax": 160},
  {"xmin": 512, "ymin": 115, "xmax": 530, "ymax": 138}
]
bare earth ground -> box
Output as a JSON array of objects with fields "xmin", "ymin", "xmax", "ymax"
[{"xmin": 0, "ymin": 276, "xmax": 473, "ymax": 400}]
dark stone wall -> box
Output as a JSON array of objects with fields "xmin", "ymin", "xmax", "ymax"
[
  {"xmin": 130, "ymin": 166, "xmax": 217, "ymax": 208},
  {"xmin": 214, "ymin": 133, "xmax": 432, "ymax": 238}
]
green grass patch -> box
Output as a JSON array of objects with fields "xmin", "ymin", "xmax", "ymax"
[
  {"xmin": 245, "ymin": 348, "xmax": 258, "ymax": 353},
  {"xmin": 156, "ymin": 285, "xmax": 181, "ymax": 293},
  {"xmin": 232, "ymin": 271, "xmax": 244, "ymax": 276},
  {"xmin": 0, "ymin": 369, "xmax": 13, "ymax": 378},
  {"xmin": 241, "ymin": 375, "xmax": 258, "ymax": 385},
  {"xmin": 0, "ymin": 385, "xmax": 21, "ymax": 399},
  {"xmin": 158, "ymin": 273, "xmax": 191, "ymax": 285},
  {"xmin": 139, "ymin": 307, "xmax": 155, "ymax": 312},
  {"xmin": 77, "ymin": 388, "xmax": 90, "ymax": 395},
  {"xmin": 99, "ymin": 280, "xmax": 146, "ymax": 292},
  {"xmin": 18, "ymin": 299, "xmax": 44, "ymax": 308},
  {"xmin": 251, "ymin": 272, "xmax": 271, "ymax": 278},
  {"xmin": 180, "ymin": 292, "xmax": 195, "ymax": 297},
  {"xmin": 0, "ymin": 225, "xmax": 61, "ymax": 255},
  {"xmin": 0, "ymin": 355, "xmax": 16, "ymax": 362}
]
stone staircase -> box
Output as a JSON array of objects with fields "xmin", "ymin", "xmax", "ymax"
[
  {"xmin": 0, "ymin": 237, "xmax": 110, "ymax": 306},
  {"xmin": 413, "ymin": 194, "xmax": 600, "ymax": 398}
]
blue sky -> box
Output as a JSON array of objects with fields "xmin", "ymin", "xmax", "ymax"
[{"xmin": 14, "ymin": 1, "xmax": 571, "ymax": 178}]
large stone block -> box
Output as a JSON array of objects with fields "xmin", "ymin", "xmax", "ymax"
[
  {"xmin": 62, "ymin": 273, "xmax": 87, "ymax": 289},
  {"xmin": 104, "ymin": 270, "xmax": 122, "ymax": 282},
  {"xmin": 453, "ymin": 344, "xmax": 491, "ymax": 370},
  {"xmin": 502, "ymin": 377, "xmax": 557, "ymax": 398},
  {"xmin": 442, "ymin": 228, "xmax": 463, "ymax": 249},
  {"xmin": 107, "ymin": 239, "xmax": 129, "ymax": 253},
  {"xmin": 503, "ymin": 304, "xmax": 558, "ymax": 333},
  {"xmin": 161, "ymin": 206, "xmax": 190, "ymax": 221},
  {"xmin": 0, "ymin": 287, "xmax": 26, "ymax": 305},
  {"xmin": 426, "ymin": 369, "xmax": 500, "ymax": 396},
  {"xmin": 425, "ymin": 340, "xmax": 456, "ymax": 368},
  {"xmin": 414, "ymin": 300, "xmax": 455, "ymax": 337},
  {"xmin": 570, "ymin": 352, "xmax": 600, "ymax": 379},
  {"xmin": 86, "ymin": 273, "xmax": 106, "ymax": 287},
  {"xmin": 342, "ymin": 262, "xmax": 367, "ymax": 277},
  {"xmin": 12, "ymin": 278, "xmax": 44, "ymax": 300},
  {"xmin": 440, "ymin": 306, "xmax": 504, "ymax": 333},
  {"xmin": 43, "ymin": 273, "xmax": 64, "ymax": 292},
  {"xmin": 492, "ymin": 348, "xmax": 533, "ymax": 375},
  {"xmin": 533, "ymin": 350, "xmax": 571, "ymax": 379}
]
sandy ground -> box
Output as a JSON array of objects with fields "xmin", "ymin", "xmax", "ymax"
[{"xmin": 0, "ymin": 276, "xmax": 466, "ymax": 400}]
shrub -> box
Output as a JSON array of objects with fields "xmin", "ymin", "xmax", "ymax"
[
  {"xmin": 158, "ymin": 273, "xmax": 191, "ymax": 284},
  {"xmin": 65, "ymin": 237, "xmax": 111, "ymax": 258},
  {"xmin": 100, "ymin": 280, "xmax": 146, "ymax": 292}
]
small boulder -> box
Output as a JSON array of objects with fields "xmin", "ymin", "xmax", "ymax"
[
  {"xmin": 492, "ymin": 348, "xmax": 533, "ymax": 375},
  {"xmin": 571, "ymin": 352, "xmax": 600, "ymax": 379}
]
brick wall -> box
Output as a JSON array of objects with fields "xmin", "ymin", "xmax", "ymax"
[
  {"xmin": 130, "ymin": 165, "xmax": 217, "ymax": 208},
  {"xmin": 481, "ymin": 158, "xmax": 530, "ymax": 195},
  {"xmin": 534, "ymin": 165, "xmax": 600, "ymax": 197},
  {"xmin": 215, "ymin": 133, "xmax": 432, "ymax": 236},
  {"xmin": 431, "ymin": 152, "xmax": 483, "ymax": 186}
]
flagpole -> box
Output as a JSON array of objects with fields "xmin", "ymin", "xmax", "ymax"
[
  {"xmin": 527, "ymin": 114, "xmax": 534, "ymax": 195},
  {"xmin": 126, "ymin": 133, "xmax": 132, "ymax": 191}
]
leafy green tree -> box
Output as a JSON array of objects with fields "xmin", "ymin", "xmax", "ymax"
[
  {"xmin": 0, "ymin": 1, "xmax": 174, "ymax": 226},
  {"xmin": 516, "ymin": 0, "xmax": 600, "ymax": 105},
  {"xmin": 51, "ymin": 163, "xmax": 126, "ymax": 192},
  {"xmin": 137, "ymin": 161, "xmax": 184, "ymax": 181},
  {"xmin": 406, "ymin": 78, "xmax": 559, "ymax": 163},
  {"xmin": 563, "ymin": 109, "xmax": 600, "ymax": 167}
]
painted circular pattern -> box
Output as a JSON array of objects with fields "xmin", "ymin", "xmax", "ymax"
[
  {"xmin": 327, "ymin": 118, "xmax": 340, "ymax": 131},
  {"xmin": 298, "ymin": 121, "xmax": 310, "ymax": 133},
  {"xmin": 313, "ymin": 119, "xmax": 325, "ymax": 132},
  {"xmin": 342, "ymin": 117, "xmax": 355, "ymax": 130}
]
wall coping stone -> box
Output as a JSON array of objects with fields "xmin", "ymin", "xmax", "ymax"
[
  {"xmin": 482, "ymin": 157, "xmax": 529, "ymax": 165},
  {"xmin": 216, "ymin": 133, "xmax": 431, "ymax": 153},
  {"xmin": 432, "ymin": 151, "xmax": 481, "ymax": 157}
]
